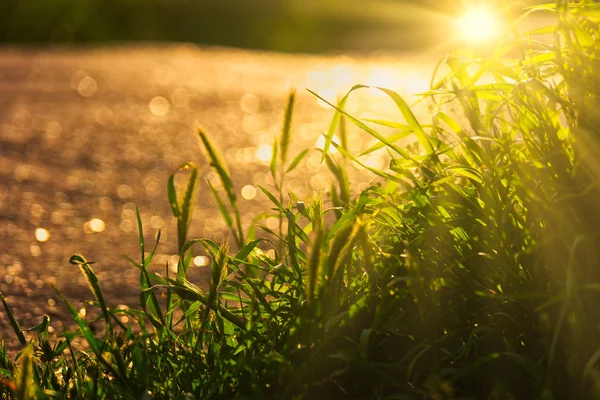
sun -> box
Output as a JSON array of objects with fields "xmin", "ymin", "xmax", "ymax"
[{"xmin": 457, "ymin": 6, "xmax": 501, "ymax": 44}]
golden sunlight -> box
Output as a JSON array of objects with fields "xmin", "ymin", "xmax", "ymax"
[{"xmin": 457, "ymin": 6, "xmax": 501, "ymax": 44}]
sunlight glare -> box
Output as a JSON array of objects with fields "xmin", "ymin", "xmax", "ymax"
[
  {"xmin": 367, "ymin": 67, "xmax": 397, "ymax": 97},
  {"xmin": 458, "ymin": 7, "xmax": 500, "ymax": 44}
]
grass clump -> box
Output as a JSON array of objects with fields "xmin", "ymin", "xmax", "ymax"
[{"xmin": 2, "ymin": 1, "xmax": 600, "ymax": 398}]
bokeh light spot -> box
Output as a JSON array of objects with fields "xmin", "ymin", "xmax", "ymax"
[
  {"xmin": 70, "ymin": 70, "xmax": 88, "ymax": 89},
  {"xmin": 150, "ymin": 215, "xmax": 165, "ymax": 229},
  {"xmin": 149, "ymin": 96, "xmax": 170, "ymax": 116},
  {"xmin": 78, "ymin": 76, "xmax": 98, "ymax": 97},
  {"xmin": 266, "ymin": 217, "xmax": 279, "ymax": 230},
  {"xmin": 35, "ymin": 228, "xmax": 50, "ymax": 242},
  {"xmin": 241, "ymin": 185, "xmax": 257, "ymax": 200},
  {"xmin": 30, "ymin": 244, "xmax": 41, "ymax": 257},
  {"xmin": 193, "ymin": 256, "xmax": 209, "ymax": 267},
  {"xmin": 240, "ymin": 93, "xmax": 260, "ymax": 114},
  {"xmin": 117, "ymin": 184, "xmax": 134, "ymax": 199},
  {"xmin": 85, "ymin": 218, "xmax": 106, "ymax": 234},
  {"xmin": 256, "ymin": 144, "xmax": 273, "ymax": 163}
]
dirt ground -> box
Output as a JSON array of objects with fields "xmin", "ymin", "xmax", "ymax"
[{"xmin": 0, "ymin": 44, "xmax": 435, "ymax": 351}]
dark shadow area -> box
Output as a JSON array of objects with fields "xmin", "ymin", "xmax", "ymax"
[{"xmin": 0, "ymin": 0, "xmax": 550, "ymax": 53}]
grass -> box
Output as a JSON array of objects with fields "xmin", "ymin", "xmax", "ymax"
[{"xmin": 1, "ymin": 0, "xmax": 600, "ymax": 398}]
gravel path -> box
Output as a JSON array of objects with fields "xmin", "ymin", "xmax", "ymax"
[{"xmin": 0, "ymin": 44, "xmax": 435, "ymax": 350}]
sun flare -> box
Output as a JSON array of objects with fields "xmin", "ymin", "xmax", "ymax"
[{"xmin": 458, "ymin": 7, "xmax": 501, "ymax": 44}]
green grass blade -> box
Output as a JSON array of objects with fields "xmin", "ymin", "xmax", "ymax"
[
  {"xmin": 258, "ymin": 185, "xmax": 285, "ymax": 212},
  {"xmin": 54, "ymin": 289, "xmax": 100, "ymax": 354},
  {"xmin": 306, "ymin": 219, "xmax": 323, "ymax": 304},
  {"xmin": 270, "ymin": 136, "xmax": 279, "ymax": 185},
  {"xmin": 69, "ymin": 254, "xmax": 110, "ymax": 326},
  {"xmin": 198, "ymin": 127, "xmax": 235, "ymax": 205},
  {"xmin": 198, "ymin": 127, "xmax": 244, "ymax": 247},
  {"xmin": 328, "ymin": 140, "xmax": 409, "ymax": 186},
  {"xmin": 177, "ymin": 238, "xmax": 220, "ymax": 282},
  {"xmin": 358, "ymin": 130, "xmax": 414, "ymax": 157},
  {"xmin": 324, "ymin": 153, "xmax": 350, "ymax": 205},
  {"xmin": 15, "ymin": 345, "xmax": 34, "ymax": 400},
  {"xmin": 280, "ymin": 88, "xmax": 296, "ymax": 165},
  {"xmin": 308, "ymin": 88, "xmax": 414, "ymax": 160},
  {"xmin": 237, "ymin": 273, "xmax": 274, "ymax": 316},
  {"xmin": 374, "ymin": 87, "xmax": 435, "ymax": 156},
  {"xmin": 200, "ymin": 245, "xmax": 228, "ymax": 347},
  {"xmin": 146, "ymin": 282, "xmax": 246, "ymax": 330},
  {"xmin": 363, "ymin": 119, "xmax": 412, "ymax": 130},
  {"xmin": 286, "ymin": 149, "xmax": 310, "ymax": 173},
  {"xmin": 55, "ymin": 288, "xmax": 135, "ymax": 394},
  {"xmin": 167, "ymin": 172, "xmax": 180, "ymax": 218},
  {"xmin": 234, "ymin": 239, "xmax": 264, "ymax": 262},
  {"xmin": 135, "ymin": 209, "xmax": 165, "ymax": 328},
  {"xmin": 0, "ymin": 291, "xmax": 27, "ymax": 348},
  {"xmin": 314, "ymin": 85, "xmax": 362, "ymax": 162},
  {"xmin": 286, "ymin": 210, "xmax": 303, "ymax": 287},
  {"xmin": 169, "ymin": 162, "xmax": 199, "ymax": 252},
  {"xmin": 208, "ymin": 179, "xmax": 234, "ymax": 230}
]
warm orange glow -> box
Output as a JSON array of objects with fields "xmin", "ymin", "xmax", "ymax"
[{"xmin": 457, "ymin": 7, "xmax": 501, "ymax": 44}]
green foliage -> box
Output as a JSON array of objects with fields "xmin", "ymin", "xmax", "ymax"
[{"xmin": 2, "ymin": 1, "xmax": 600, "ymax": 398}]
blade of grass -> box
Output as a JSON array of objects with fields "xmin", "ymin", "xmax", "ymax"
[
  {"xmin": 135, "ymin": 209, "xmax": 165, "ymax": 329},
  {"xmin": 168, "ymin": 162, "xmax": 199, "ymax": 252},
  {"xmin": 69, "ymin": 254, "xmax": 110, "ymax": 326},
  {"xmin": 280, "ymin": 89, "xmax": 296, "ymax": 166},
  {"xmin": 0, "ymin": 291, "xmax": 26, "ymax": 348}
]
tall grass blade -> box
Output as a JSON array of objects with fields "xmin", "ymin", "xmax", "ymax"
[
  {"xmin": 258, "ymin": 185, "xmax": 285, "ymax": 212},
  {"xmin": 146, "ymin": 282, "xmax": 246, "ymax": 330},
  {"xmin": 54, "ymin": 289, "xmax": 100, "ymax": 353},
  {"xmin": 270, "ymin": 136, "xmax": 279, "ymax": 185},
  {"xmin": 168, "ymin": 162, "xmax": 199, "ymax": 252},
  {"xmin": 306, "ymin": 217, "xmax": 323, "ymax": 304},
  {"xmin": 69, "ymin": 254, "xmax": 110, "ymax": 326},
  {"xmin": 15, "ymin": 346, "xmax": 34, "ymax": 400},
  {"xmin": 55, "ymin": 288, "xmax": 134, "ymax": 393},
  {"xmin": 135, "ymin": 209, "xmax": 165, "ymax": 328},
  {"xmin": 378, "ymin": 87, "xmax": 435, "ymax": 153},
  {"xmin": 280, "ymin": 89, "xmax": 296, "ymax": 165},
  {"xmin": 198, "ymin": 128, "xmax": 234, "ymax": 201},
  {"xmin": 198, "ymin": 127, "xmax": 244, "ymax": 247},
  {"xmin": 199, "ymin": 245, "xmax": 228, "ymax": 348},
  {"xmin": 286, "ymin": 210, "xmax": 303, "ymax": 287},
  {"xmin": 324, "ymin": 153, "xmax": 350, "ymax": 205},
  {"xmin": 0, "ymin": 291, "xmax": 26, "ymax": 348},
  {"xmin": 308, "ymin": 88, "xmax": 414, "ymax": 160},
  {"xmin": 316, "ymin": 87, "xmax": 358, "ymax": 161},
  {"xmin": 208, "ymin": 179, "xmax": 234, "ymax": 234},
  {"xmin": 286, "ymin": 149, "xmax": 310, "ymax": 173}
]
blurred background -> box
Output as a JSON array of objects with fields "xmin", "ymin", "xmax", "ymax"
[
  {"xmin": 0, "ymin": 0, "xmax": 555, "ymax": 347},
  {"xmin": 0, "ymin": 0, "xmax": 549, "ymax": 53}
]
